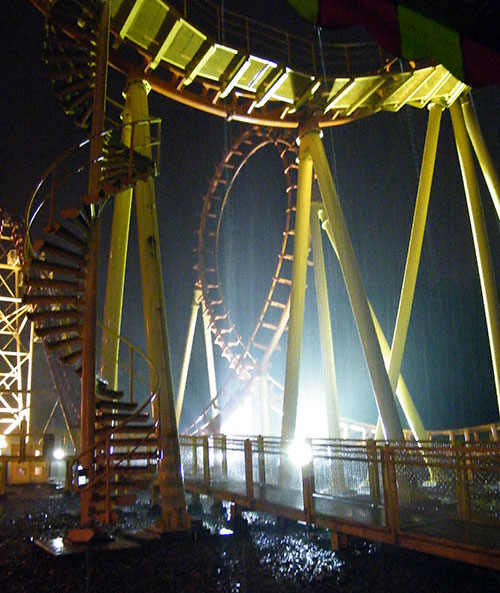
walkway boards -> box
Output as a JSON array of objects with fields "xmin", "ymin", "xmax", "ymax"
[{"xmin": 179, "ymin": 436, "xmax": 500, "ymax": 569}]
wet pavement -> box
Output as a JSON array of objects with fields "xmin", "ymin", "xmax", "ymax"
[{"xmin": 0, "ymin": 483, "xmax": 499, "ymax": 593}]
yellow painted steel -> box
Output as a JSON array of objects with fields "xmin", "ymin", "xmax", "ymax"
[
  {"xmin": 310, "ymin": 201, "xmax": 342, "ymax": 439},
  {"xmin": 175, "ymin": 287, "xmax": 217, "ymax": 425},
  {"xmin": 176, "ymin": 288, "xmax": 202, "ymax": 424},
  {"xmin": 125, "ymin": 77, "xmax": 190, "ymax": 531},
  {"xmin": 280, "ymin": 144, "xmax": 313, "ymax": 442},
  {"xmin": 450, "ymin": 101, "xmax": 500, "ymax": 419},
  {"xmin": 302, "ymin": 127, "xmax": 404, "ymax": 441},
  {"xmin": 99, "ymin": 187, "xmax": 133, "ymax": 389},
  {"xmin": 318, "ymin": 212, "xmax": 424, "ymax": 440},
  {"xmin": 107, "ymin": 0, "xmax": 466, "ymax": 128},
  {"xmin": 373, "ymin": 104, "xmax": 443, "ymax": 441},
  {"xmin": 201, "ymin": 298, "xmax": 218, "ymax": 420},
  {"xmin": 99, "ymin": 91, "xmax": 137, "ymax": 389},
  {"xmin": 460, "ymin": 94, "xmax": 500, "ymax": 222},
  {"xmin": 388, "ymin": 104, "xmax": 442, "ymax": 393}
]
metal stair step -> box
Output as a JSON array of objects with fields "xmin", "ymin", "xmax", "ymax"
[
  {"xmin": 27, "ymin": 308, "xmax": 84, "ymax": 323},
  {"xmin": 45, "ymin": 335, "xmax": 82, "ymax": 351},
  {"xmin": 35, "ymin": 322, "xmax": 82, "ymax": 338},
  {"xmin": 95, "ymin": 399, "xmax": 137, "ymax": 412},
  {"xmin": 27, "ymin": 258, "xmax": 84, "ymax": 279},
  {"xmin": 96, "ymin": 411, "xmax": 149, "ymax": 424},
  {"xmin": 95, "ymin": 424, "xmax": 156, "ymax": 435},
  {"xmin": 59, "ymin": 348, "xmax": 82, "ymax": 365},
  {"xmin": 24, "ymin": 277, "xmax": 83, "ymax": 292}
]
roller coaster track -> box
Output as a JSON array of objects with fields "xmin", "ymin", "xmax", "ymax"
[
  {"xmin": 32, "ymin": 0, "xmax": 467, "ymax": 129},
  {"xmin": 28, "ymin": 0, "xmax": 471, "ymax": 438}
]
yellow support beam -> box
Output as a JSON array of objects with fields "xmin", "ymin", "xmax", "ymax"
[
  {"xmin": 461, "ymin": 94, "xmax": 500, "ymax": 222},
  {"xmin": 125, "ymin": 78, "xmax": 190, "ymax": 532},
  {"xmin": 302, "ymin": 125, "xmax": 404, "ymax": 441},
  {"xmin": 280, "ymin": 141, "xmax": 313, "ymax": 442},
  {"xmin": 310, "ymin": 201, "xmax": 341, "ymax": 439},
  {"xmin": 450, "ymin": 100, "xmax": 500, "ymax": 419}
]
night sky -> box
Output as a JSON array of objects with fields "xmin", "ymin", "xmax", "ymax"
[{"xmin": 2, "ymin": 1, "xmax": 500, "ymax": 437}]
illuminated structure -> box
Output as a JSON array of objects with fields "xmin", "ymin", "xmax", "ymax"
[
  {"xmin": 0, "ymin": 212, "xmax": 33, "ymax": 443},
  {"xmin": 22, "ymin": 0, "xmax": 500, "ymax": 544}
]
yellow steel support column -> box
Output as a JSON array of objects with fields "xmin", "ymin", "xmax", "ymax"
[
  {"xmin": 388, "ymin": 104, "xmax": 442, "ymax": 391},
  {"xmin": 310, "ymin": 201, "xmax": 341, "ymax": 439},
  {"xmin": 99, "ymin": 189, "xmax": 132, "ymax": 388},
  {"xmin": 99, "ymin": 98, "xmax": 135, "ymax": 389},
  {"xmin": 125, "ymin": 78, "xmax": 189, "ymax": 532},
  {"xmin": 280, "ymin": 140, "xmax": 313, "ymax": 442},
  {"xmin": 175, "ymin": 288, "xmax": 202, "ymax": 424},
  {"xmin": 319, "ymin": 211, "xmax": 424, "ymax": 440},
  {"xmin": 302, "ymin": 126, "xmax": 404, "ymax": 441},
  {"xmin": 379, "ymin": 104, "xmax": 442, "ymax": 441},
  {"xmin": 450, "ymin": 101, "xmax": 500, "ymax": 417},
  {"xmin": 461, "ymin": 94, "xmax": 500, "ymax": 221},
  {"xmin": 79, "ymin": 0, "xmax": 110, "ymax": 529}
]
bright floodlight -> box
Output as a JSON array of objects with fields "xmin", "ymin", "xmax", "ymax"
[
  {"xmin": 288, "ymin": 440, "xmax": 313, "ymax": 467},
  {"xmin": 53, "ymin": 448, "xmax": 65, "ymax": 460}
]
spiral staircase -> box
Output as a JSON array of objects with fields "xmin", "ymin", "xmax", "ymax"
[{"xmin": 22, "ymin": 0, "xmax": 161, "ymax": 526}]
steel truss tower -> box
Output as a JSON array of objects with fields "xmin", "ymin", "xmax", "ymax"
[{"xmin": 0, "ymin": 214, "xmax": 33, "ymax": 441}]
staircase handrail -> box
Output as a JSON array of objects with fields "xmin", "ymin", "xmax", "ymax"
[
  {"xmin": 23, "ymin": 119, "xmax": 161, "ymax": 262},
  {"xmin": 66, "ymin": 321, "xmax": 161, "ymax": 501}
]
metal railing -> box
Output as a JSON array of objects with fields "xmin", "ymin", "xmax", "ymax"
[
  {"xmin": 23, "ymin": 119, "xmax": 161, "ymax": 258},
  {"xmin": 67, "ymin": 323, "xmax": 160, "ymax": 524},
  {"xmin": 180, "ymin": 435, "xmax": 500, "ymax": 568},
  {"xmin": 170, "ymin": 0, "xmax": 396, "ymax": 78}
]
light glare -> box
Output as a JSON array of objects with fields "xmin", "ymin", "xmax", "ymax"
[
  {"xmin": 288, "ymin": 440, "xmax": 312, "ymax": 467},
  {"xmin": 53, "ymin": 448, "xmax": 65, "ymax": 460}
]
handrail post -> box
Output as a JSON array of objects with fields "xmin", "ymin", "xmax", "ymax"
[
  {"xmin": 366, "ymin": 439, "xmax": 381, "ymax": 506},
  {"xmin": 455, "ymin": 444, "xmax": 472, "ymax": 521},
  {"xmin": 128, "ymin": 121, "xmax": 134, "ymax": 183},
  {"xmin": 221, "ymin": 434, "xmax": 228, "ymax": 478},
  {"xmin": 48, "ymin": 169, "xmax": 56, "ymax": 231},
  {"xmin": 257, "ymin": 435, "xmax": 266, "ymax": 486},
  {"xmin": 129, "ymin": 344, "xmax": 134, "ymax": 403},
  {"xmin": 105, "ymin": 434, "xmax": 111, "ymax": 524},
  {"xmin": 192, "ymin": 436, "xmax": 198, "ymax": 476},
  {"xmin": 301, "ymin": 438, "xmax": 314, "ymax": 523},
  {"xmin": 203, "ymin": 435, "xmax": 210, "ymax": 489},
  {"xmin": 244, "ymin": 438, "xmax": 254, "ymax": 501},
  {"xmin": 381, "ymin": 444, "xmax": 399, "ymax": 539}
]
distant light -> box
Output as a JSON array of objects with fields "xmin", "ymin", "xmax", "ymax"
[
  {"xmin": 34, "ymin": 449, "xmax": 41, "ymax": 457},
  {"xmin": 221, "ymin": 396, "xmax": 253, "ymax": 436},
  {"xmin": 0, "ymin": 435, "xmax": 7, "ymax": 449},
  {"xmin": 288, "ymin": 440, "xmax": 312, "ymax": 467},
  {"xmin": 53, "ymin": 448, "xmax": 65, "ymax": 460}
]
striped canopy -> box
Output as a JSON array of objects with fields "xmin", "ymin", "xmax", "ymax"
[{"xmin": 286, "ymin": 1, "xmax": 500, "ymax": 87}]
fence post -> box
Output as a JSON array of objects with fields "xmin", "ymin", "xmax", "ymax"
[
  {"xmin": 203, "ymin": 435, "xmax": 210, "ymax": 489},
  {"xmin": 105, "ymin": 434, "xmax": 111, "ymax": 524},
  {"xmin": 257, "ymin": 435, "xmax": 266, "ymax": 486},
  {"xmin": 455, "ymin": 444, "xmax": 471, "ymax": 521},
  {"xmin": 192, "ymin": 436, "xmax": 198, "ymax": 476},
  {"xmin": 366, "ymin": 439, "xmax": 380, "ymax": 505},
  {"xmin": 381, "ymin": 445, "xmax": 399, "ymax": 539},
  {"xmin": 301, "ymin": 438, "xmax": 314, "ymax": 523},
  {"xmin": 221, "ymin": 434, "xmax": 228, "ymax": 478},
  {"xmin": 0, "ymin": 459, "xmax": 6, "ymax": 495},
  {"xmin": 244, "ymin": 438, "xmax": 254, "ymax": 501}
]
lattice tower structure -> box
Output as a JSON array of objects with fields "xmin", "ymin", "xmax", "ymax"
[{"xmin": 0, "ymin": 212, "xmax": 34, "ymax": 442}]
